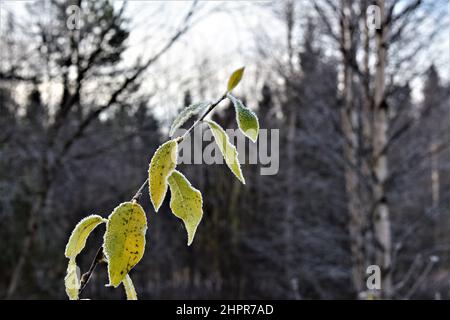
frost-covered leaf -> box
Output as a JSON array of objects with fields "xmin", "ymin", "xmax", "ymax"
[
  {"xmin": 169, "ymin": 102, "xmax": 210, "ymax": 137},
  {"xmin": 205, "ymin": 120, "xmax": 245, "ymax": 184},
  {"xmin": 228, "ymin": 93, "xmax": 259, "ymax": 142},
  {"xmin": 227, "ymin": 67, "xmax": 245, "ymax": 92},
  {"xmin": 122, "ymin": 274, "xmax": 137, "ymax": 300},
  {"xmin": 168, "ymin": 170, "xmax": 203, "ymax": 246},
  {"xmin": 103, "ymin": 202, "xmax": 147, "ymax": 287},
  {"xmin": 64, "ymin": 215, "xmax": 105, "ymax": 300},
  {"xmin": 148, "ymin": 139, "xmax": 178, "ymax": 211},
  {"xmin": 65, "ymin": 215, "xmax": 106, "ymax": 259},
  {"xmin": 65, "ymin": 258, "xmax": 80, "ymax": 300}
]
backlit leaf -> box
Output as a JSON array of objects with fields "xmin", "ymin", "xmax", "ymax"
[
  {"xmin": 228, "ymin": 93, "xmax": 259, "ymax": 142},
  {"xmin": 65, "ymin": 215, "xmax": 106, "ymax": 259},
  {"xmin": 169, "ymin": 102, "xmax": 211, "ymax": 137},
  {"xmin": 65, "ymin": 258, "xmax": 80, "ymax": 300},
  {"xmin": 205, "ymin": 120, "xmax": 245, "ymax": 184},
  {"xmin": 122, "ymin": 274, "xmax": 137, "ymax": 300},
  {"xmin": 148, "ymin": 139, "xmax": 178, "ymax": 211},
  {"xmin": 103, "ymin": 202, "xmax": 147, "ymax": 287},
  {"xmin": 168, "ymin": 170, "xmax": 203, "ymax": 246},
  {"xmin": 227, "ymin": 67, "xmax": 245, "ymax": 92}
]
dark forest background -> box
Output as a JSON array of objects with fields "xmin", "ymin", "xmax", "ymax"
[{"xmin": 0, "ymin": 0, "xmax": 449, "ymax": 299}]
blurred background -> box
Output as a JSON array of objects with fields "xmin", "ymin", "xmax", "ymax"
[{"xmin": 0, "ymin": 0, "xmax": 449, "ymax": 299}]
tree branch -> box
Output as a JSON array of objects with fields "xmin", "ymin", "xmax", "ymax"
[
  {"xmin": 60, "ymin": 0, "xmax": 199, "ymax": 159},
  {"xmin": 79, "ymin": 84, "xmax": 227, "ymax": 295},
  {"xmin": 78, "ymin": 246, "xmax": 104, "ymax": 297}
]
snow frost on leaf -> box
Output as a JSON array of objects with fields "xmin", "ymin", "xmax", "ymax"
[
  {"xmin": 148, "ymin": 139, "xmax": 178, "ymax": 211},
  {"xmin": 168, "ymin": 170, "xmax": 203, "ymax": 246},
  {"xmin": 103, "ymin": 202, "xmax": 147, "ymax": 287},
  {"xmin": 64, "ymin": 215, "xmax": 105, "ymax": 300},
  {"xmin": 65, "ymin": 258, "xmax": 80, "ymax": 300},
  {"xmin": 227, "ymin": 67, "xmax": 245, "ymax": 92},
  {"xmin": 169, "ymin": 102, "xmax": 210, "ymax": 137},
  {"xmin": 65, "ymin": 214, "xmax": 106, "ymax": 259},
  {"xmin": 228, "ymin": 93, "xmax": 259, "ymax": 142},
  {"xmin": 122, "ymin": 274, "xmax": 137, "ymax": 300},
  {"xmin": 205, "ymin": 120, "xmax": 245, "ymax": 184}
]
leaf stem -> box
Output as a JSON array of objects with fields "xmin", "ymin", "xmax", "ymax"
[
  {"xmin": 180, "ymin": 92, "xmax": 227, "ymax": 141},
  {"xmin": 78, "ymin": 246, "xmax": 104, "ymax": 297},
  {"xmin": 131, "ymin": 178, "xmax": 149, "ymax": 202}
]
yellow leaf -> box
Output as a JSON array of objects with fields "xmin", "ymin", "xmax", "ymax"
[
  {"xmin": 65, "ymin": 215, "xmax": 106, "ymax": 259},
  {"xmin": 122, "ymin": 274, "xmax": 138, "ymax": 300},
  {"xmin": 65, "ymin": 258, "xmax": 80, "ymax": 300},
  {"xmin": 227, "ymin": 67, "xmax": 245, "ymax": 92},
  {"xmin": 103, "ymin": 202, "xmax": 147, "ymax": 287},
  {"xmin": 168, "ymin": 170, "xmax": 203, "ymax": 246},
  {"xmin": 148, "ymin": 139, "xmax": 178, "ymax": 211},
  {"xmin": 205, "ymin": 120, "xmax": 245, "ymax": 184}
]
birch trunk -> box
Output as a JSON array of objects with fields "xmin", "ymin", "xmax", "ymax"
[{"xmin": 373, "ymin": 0, "xmax": 393, "ymax": 299}]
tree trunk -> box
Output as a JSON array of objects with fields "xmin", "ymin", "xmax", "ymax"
[
  {"xmin": 283, "ymin": 0, "xmax": 299, "ymax": 299},
  {"xmin": 373, "ymin": 0, "xmax": 393, "ymax": 299},
  {"xmin": 6, "ymin": 191, "xmax": 46, "ymax": 299},
  {"xmin": 361, "ymin": 0, "xmax": 377, "ymax": 276},
  {"xmin": 340, "ymin": 0, "xmax": 366, "ymax": 296}
]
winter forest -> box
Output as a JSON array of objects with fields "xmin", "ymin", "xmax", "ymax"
[{"xmin": 0, "ymin": 0, "xmax": 449, "ymax": 300}]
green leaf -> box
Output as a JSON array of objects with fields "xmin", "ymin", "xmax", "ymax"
[
  {"xmin": 169, "ymin": 102, "xmax": 210, "ymax": 137},
  {"xmin": 205, "ymin": 120, "xmax": 245, "ymax": 184},
  {"xmin": 65, "ymin": 258, "xmax": 80, "ymax": 300},
  {"xmin": 103, "ymin": 201, "xmax": 147, "ymax": 287},
  {"xmin": 148, "ymin": 139, "xmax": 178, "ymax": 211},
  {"xmin": 65, "ymin": 215, "xmax": 106, "ymax": 259},
  {"xmin": 168, "ymin": 170, "xmax": 203, "ymax": 246},
  {"xmin": 227, "ymin": 67, "xmax": 245, "ymax": 92},
  {"xmin": 122, "ymin": 274, "xmax": 138, "ymax": 300},
  {"xmin": 228, "ymin": 93, "xmax": 259, "ymax": 142}
]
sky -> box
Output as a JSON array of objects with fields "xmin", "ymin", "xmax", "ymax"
[
  {"xmin": 0, "ymin": 0, "xmax": 280, "ymax": 125},
  {"xmin": 1, "ymin": 0, "xmax": 448, "ymax": 124}
]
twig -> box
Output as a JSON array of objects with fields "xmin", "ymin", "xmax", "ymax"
[
  {"xmin": 131, "ymin": 178, "xmax": 149, "ymax": 202},
  {"xmin": 130, "ymin": 92, "xmax": 227, "ymax": 202},
  {"xmin": 180, "ymin": 92, "xmax": 227, "ymax": 141},
  {"xmin": 59, "ymin": 0, "xmax": 200, "ymax": 159},
  {"xmin": 403, "ymin": 256, "xmax": 437, "ymax": 299},
  {"xmin": 78, "ymin": 246, "xmax": 104, "ymax": 297}
]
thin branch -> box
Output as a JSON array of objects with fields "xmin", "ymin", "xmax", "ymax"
[
  {"xmin": 403, "ymin": 256, "xmax": 437, "ymax": 299},
  {"xmin": 60, "ymin": 0, "xmax": 199, "ymax": 159},
  {"xmin": 393, "ymin": 254, "xmax": 422, "ymax": 292},
  {"xmin": 181, "ymin": 92, "xmax": 227, "ymax": 140},
  {"xmin": 131, "ymin": 91, "xmax": 227, "ymax": 202},
  {"xmin": 78, "ymin": 246, "xmax": 104, "ymax": 297},
  {"xmin": 131, "ymin": 179, "xmax": 149, "ymax": 202},
  {"xmin": 387, "ymin": 0, "xmax": 422, "ymax": 26}
]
